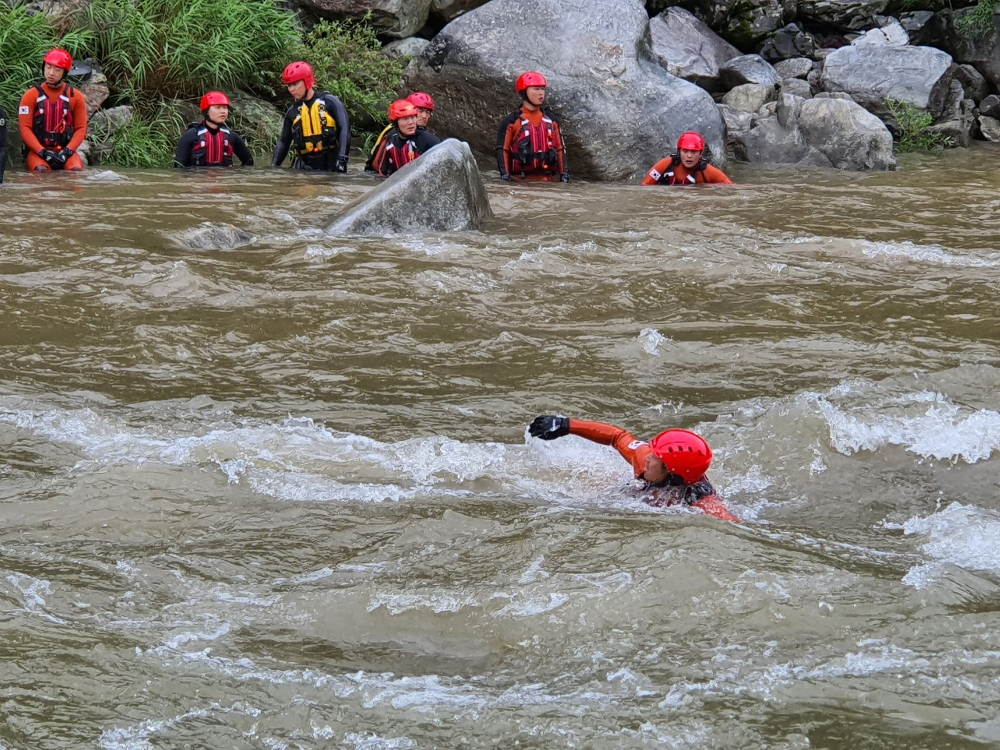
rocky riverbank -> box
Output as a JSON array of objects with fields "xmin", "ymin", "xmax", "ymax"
[{"xmin": 12, "ymin": 0, "xmax": 1000, "ymax": 176}]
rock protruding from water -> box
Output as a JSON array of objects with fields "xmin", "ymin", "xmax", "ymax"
[
  {"xmin": 326, "ymin": 139, "xmax": 492, "ymax": 236},
  {"xmin": 404, "ymin": 0, "xmax": 726, "ymax": 181},
  {"xmin": 173, "ymin": 222, "xmax": 256, "ymax": 251},
  {"xmin": 649, "ymin": 7, "xmax": 740, "ymax": 92}
]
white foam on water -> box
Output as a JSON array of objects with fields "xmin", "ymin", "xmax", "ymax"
[
  {"xmin": 815, "ymin": 392, "xmax": 1000, "ymax": 463},
  {"xmin": 637, "ymin": 328, "xmax": 670, "ymax": 356},
  {"xmin": 4, "ymin": 572, "xmax": 66, "ymax": 625},
  {"xmin": 99, "ymin": 703, "xmax": 260, "ymax": 750},
  {"xmin": 343, "ymin": 733, "xmax": 416, "ymax": 750},
  {"xmin": 895, "ymin": 503, "xmax": 1000, "ymax": 582},
  {"xmin": 860, "ymin": 239, "xmax": 1000, "ymax": 268},
  {"xmin": 366, "ymin": 592, "xmax": 478, "ymax": 615}
]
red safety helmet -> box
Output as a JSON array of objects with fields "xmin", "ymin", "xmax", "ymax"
[
  {"xmin": 44, "ymin": 48, "xmax": 73, "ymax": 71},
  {"xmin": 650, "ymin": 429, "xmax": 713, "ymax": 484},
  {"xmin": 200, "ymin": 91, "xmax": 231, "ymax": 111},
  {"xmin": 388, "ymin": 99, "xmax": 419, "ymax": 122},
  {"xmin": 407, "ymin": 92, "xmax": 435, "ymax": 111},
  {"xmin": 516, "ymin": 71, "xmax": 548, "ymax": 93},
  {"xmin": 282, "ymin": 61, "xmax": 315, "ymax": 90},
  {"xmin": 677, "ymin": 131, "xmax": 706, "ymax": 152}
]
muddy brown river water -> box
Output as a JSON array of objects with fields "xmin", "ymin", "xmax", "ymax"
[{"xmin": 2, "ymin": 147, "xmax": 1000, "ymax": 748}]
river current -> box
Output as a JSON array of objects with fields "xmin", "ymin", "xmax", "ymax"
[{"xmin": 2, "ymin": 147, "xmax": 1000, "ymax": 748}]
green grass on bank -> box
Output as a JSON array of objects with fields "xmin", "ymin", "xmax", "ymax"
[{"xmin": 0, "ymin": 1, "xmax": 404, "ymax": 167}]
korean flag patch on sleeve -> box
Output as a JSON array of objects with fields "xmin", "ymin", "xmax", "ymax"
[
  {"xmin": 627, "ymin": 440, "xmax": 647, "ymax": 450},
  {"xmin": 648, "ymin": 168, "xmax": 661, "ymax": 181},
  {"xmin": 19, "ymin": 106, "xmax": 30, "ymax": 116}
]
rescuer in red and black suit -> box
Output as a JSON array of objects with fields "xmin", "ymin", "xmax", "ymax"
[
  {"xmin": 496, "ymin": 71, "xmax": 569, "ymax": 183},
  {"xmin": 18, "ymin": 48, "xmax": 88, "ymax": 173},
  {"xmin": 528, "ymin": 415, "xmax": 739, "ymax": 522},
  {"xmin": 174, "ymin": 91, "xmax": 254, "ymax": 168},
  {"xmin": 367, "ymin": 99, "xmax": 441, "ymax": 178}
]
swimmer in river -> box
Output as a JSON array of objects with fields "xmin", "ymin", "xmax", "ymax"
[{"xmin": 527, "ymin": 415, "xmax": 738, "ymax": 521}]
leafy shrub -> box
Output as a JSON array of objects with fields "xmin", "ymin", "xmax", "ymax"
[
  {"xmin": 77, "ymin": 0, "xmax": 298, "ymax": 103},
  {"xmin": 956, "ymin": 0, "xmax": 1000, "ymax": 36},
  {"xmin": 285, "ymin": 19, "xmax": 406, "ymax": 129},
  {"xmin": 0, "ymin": 3, "xmax": 91, "ymax": 122},
  {"xmin": 884, "ymin": 99, "xmax": 950, "ymax": 152}
]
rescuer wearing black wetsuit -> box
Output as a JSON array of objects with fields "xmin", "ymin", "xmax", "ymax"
[
  {"xmin": 271, "ymin": 61, "xmax": 351, "ymax": 172},
  {"xmin": 174, "ymin": 91, "xmax": 254, "ymax": 168}
]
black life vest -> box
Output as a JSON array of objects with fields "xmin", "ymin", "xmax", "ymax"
[
  {"xmin": 511, "ymin": 112, "xmax": 559, "ymax": 175},
  {"xmin": 291, "ymin": 95, "xmax": 339, "ymax": 157},
  {"xmin": 189, "ymin": 122, "xmax": 234, "ymax": 167},
  {"xmin": 657, "ymin": 154, "xmax": 710, "ymax": 185},
  {"xmin": 382, "ymin": 134, "xmax": 420, "ymax": 172},
  {"xmin": 31, "ymin": 84, "xmax": 75, "ymax": 149}
]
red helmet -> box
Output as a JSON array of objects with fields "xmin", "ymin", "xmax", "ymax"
[
  {"xmin": 407, "ymin": 92, "xmax": 435, "ymax": 110},
  {"xmin": 650, "ymin": 429, "xmax": 713, "ymax": 484},
  {"xmin": 44, "ymin": 48, "xmax": 73, "ymax": 71},
  {"xmin": 677, "ymin": 131, "xmax": 706, "ymax": 152},
  {"xmin": 388, "ymin": 99, "xmax": 419, "ymax": 122},
  {"xmin": 282, "ymin": 61, "xmax": 315, "ymax": 90},
  {"xmin": 516, "ymin": 71, "xmax": 548, "ymax": 93},
  {"xmin": 200, "ymin": 91, "xmax": 230, "ymax": 111}
]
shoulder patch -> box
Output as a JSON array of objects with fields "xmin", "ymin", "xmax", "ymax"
[
  {"xmin": 648, "ymin": 168, "xmax": 661, "ymax": 181},
  {"xmin": 19, "ymin": 106, "xmax": 30, "ymax": 116},
  {"xmin": 627, "ymin": 440, "xmax": 647, "ymax": 450},
  {"xmin": 0, "ymin": 118, "xmax": 4, "ymax": 127}
]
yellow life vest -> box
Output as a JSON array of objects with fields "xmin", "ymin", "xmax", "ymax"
[{"xmin": 291, "ymin": 97, "xmax": 339, "ymax": 155}]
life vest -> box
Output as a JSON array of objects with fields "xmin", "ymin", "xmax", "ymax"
[
  {"xmin": 511, "ymin": 113, "xmax": 559, "ymax": 175},
  {"xmin": 383, "ymin": 135, "xmax": 420, "ymax": 172},
  {"xmin": 291, "ymin": 96, "xmax": 339, "ymax": 156},
  {"xmin": 656, "ymin": 154, "xmax": 710, "ymax": 185},
  {"xmin": 31, "ymin": 84, "xmax": 75, "ymax": 149},
  {"xmin": 189, "ymin": 122, "xmax": 234, "ymax": 167}
]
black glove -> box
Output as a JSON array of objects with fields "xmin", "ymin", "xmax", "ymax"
[
  {"xmin": 529, "ymin": 415, "xmax": 570, "ymax": 440},
  {"xmin": 500, "ymin": 173, "xmax": 512, "ymax": 181},
  {"xmin": 54, "ymin": 148, "xmax": 74, "ymax": 164},
  {"xmin": 560, "ymin": 173, "xmax": 570, "ymax": 183},
  {"xmin": 38, "ymin": 149, "xmax": 58, "ymax": 165},
  {"xmin": 335, "ymin": 155, "xmax": 349, "ymax": 173}
]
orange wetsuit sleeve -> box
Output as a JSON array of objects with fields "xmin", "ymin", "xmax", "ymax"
[
  {"xmin": 703, "ymin": 165, "xmax": 733, "ymax": 184},
  {"xmin": 641, "ymin": 157, "xmax": 673, "ymax": 185},
  {"xmin": 18, "ymin": 87, "xmax": 44, "ymax": 155},
  {"xmin": 567, "ymin": 419, "xmax": 653, "ymax": 479},
  {"xmin": 502, "ymin": 121, "xmax": 518, "ymax": 176},
  {"xmin": 692, "ymin": 495, "xmax": 739, "ymax": 522},
  {"xmin": 67, "ymin": 88, "xmax": 88, "ymax": 151}
]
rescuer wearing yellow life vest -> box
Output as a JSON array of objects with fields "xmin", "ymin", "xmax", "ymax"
[{"xmin": 271, "ymin": 61, "xmax": 351, "ymax": 172}]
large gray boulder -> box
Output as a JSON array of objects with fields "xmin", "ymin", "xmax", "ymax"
[
  {"xmin": 850, "ymin": 21, "xmax": 910, "ymax": 48},
  {"xmin": 671, "ymin": 0, "xmax": 785, "ymax": 48},
  {"xmin": 648, "ymin": 7, "xmax": 740, "ymax": 92},
  {"xmin": 935, "ymin": 8, "xmax": 1000, "ymax": 91},
  {"xmin": 722, "ymin": 82, "xmax": 779, "ymax": 112},
  {"xmin": 759, "ymin": 23, "xmax": 818, "ymax": 61},
  {"xmin": 382, "ymin": 37, "xmax": 431, "ymax": 60},
  {"xmin": 720, "ymin": 54, "xmax": 782, "ymax": 89},
  {"xmin": 797, "ymin": 0, "xmax": 889, "ymax": 31},
  {"xmin": 821, "ymin": 44, "xmax": 955, "ymax": 118},
  {"xmin": 405, "ymin": 0, "xmax": 726, "ymax": 180},
  {"xmin": 774, "ymin": 57, "xmax": 814, "ymax": 79},
  {"xmin": 797, "ymin": 97, "xmax": 896, "ymax": 169},
  {"xmin": 326, "ymin": 139, "xmax": 492, "ymax": 235},
  {"xmin": 731, "ymin": 93, "xmax": 895, "ymax": 169},
  {"xmin": 293, "ymin": 0, "xmax": 431, "ymax": 38}
]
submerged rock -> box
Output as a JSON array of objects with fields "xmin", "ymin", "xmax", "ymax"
[
  {"xmin": 404, "ymin": 0, "xmax": 726, "ymax": 181},
  {"xmin": 172, "ymin": 223, "xmax": 255, "ymax": 251},
  {"xmin": 326, "ymin": 139, "xmax": 492, "ymax": 236},
  {"xmin": 649, "ymin": 7, "xmax": 740, "ymax": 92}
]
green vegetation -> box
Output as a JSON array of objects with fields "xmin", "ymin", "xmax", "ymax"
[
  {"xmin": 956, "ymin": 0, "xmax": 1000, "ymax": 36},
  {"xmin": 1, "ymin": 0, "xmax": 404, "ymax": 167},
  {"xmin": 0, "ymin": 3, "xmax": 91, "ymax": 122},
  {"xmin": 885, "ymin": 99, "xmax": 950, "ymax": 152}
]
